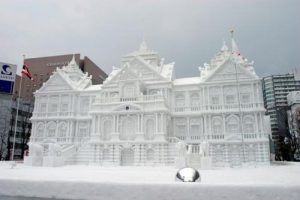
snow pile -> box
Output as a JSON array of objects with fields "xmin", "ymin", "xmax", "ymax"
[{"xmin": 0, "ymin": 162, "xmax": 300, "ymax": 200}]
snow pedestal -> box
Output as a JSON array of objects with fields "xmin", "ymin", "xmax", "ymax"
[
  {"xmin": 43, "ymin": 143, "xmax": 63, "ymax": 167},
  {"xmin": 24, "ymin": 156, "xmax": 43, "ymax": 166},
  {"xmin": 24, "ymin": 143, "xmax": 44, "ymax": 166},
  {"xmin": 43, "ymin": 156, "xmax": 64, "ymax": 167}
]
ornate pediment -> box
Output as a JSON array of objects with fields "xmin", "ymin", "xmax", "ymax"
[
  {"xmin": 38, "ymin": 73, "xmax": 73, "ymax": 92},
  {"xmin": 203, "ymin": 59, "xmax": 257, "ymax": 82}
]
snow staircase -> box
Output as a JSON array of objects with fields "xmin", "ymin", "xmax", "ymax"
[
  {"xmin": 166, "ymin": 137, "xmax": 181, "ymax": 165},
  {"xmin": 64, "ymin": 142, "xmax": 92, "ymax": 165}
]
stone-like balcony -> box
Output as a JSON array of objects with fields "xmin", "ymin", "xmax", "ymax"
[
  {"xmin": 174, "ymin": 103, "xmax": 264, "ymax": 113},
  {"xmin": 32, "ymin": 112, "xmax": 90, "ymax": 118},
  {"xmin": 175, "ymin": 132, "xmax": 269, "ymax": 142}
]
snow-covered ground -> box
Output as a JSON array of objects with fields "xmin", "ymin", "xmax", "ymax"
[{"xmin": 0, "ymin": 162, "xmax": 300, "ymax": 200}]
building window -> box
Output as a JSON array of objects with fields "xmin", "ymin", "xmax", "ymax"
[
  {"xmin": 212, "ymin": 118, "xmax": 223, "ymax": 134},
  {"xmin": 241, "ymin": 93, "xmax": 251, "ymax": 103},
  {"xmin": 190, "ymin": 93, "xmax": 200, "ymax": 107},
  {"xmin": 226, "ymin": 116, "xmax": 239, "ymax": 134},
  {"xmin": 145, "ymin": 119, "xmax": 155, "ymax": 140},
  {"xmin": 225, "ymin": 95, "xmax": 236, "ymax": 104},
  {"xmin": 47, "ymin": 122, "xmax": 56, "ymax": 137},
  {"xmin": 103, "ymin": 120, "xmax": 112, "ymax": 140},
  {"xmin": 211, "ymin": 96, "xmax": 219, "ymax": 105},
  {"xmin": 147, "ymin": 149, "xmax": 154, "ymax": 161},
  {"xmin": 58, "ymin": 122, "xmax": 67, "ymax": 138},
  {"xmin": 243, "ymin": 117, "xmax": 254, "ymax": 133},
  {"xmin": 36, "ymin": 123, "xmax": 45, "ymax": 138},
  {"xmin": 175, "ymin": 94, "xmax": 185, "ymax": 107}
]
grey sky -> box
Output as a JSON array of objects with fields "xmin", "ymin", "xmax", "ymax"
[{"xmin": 0, "ymin": 0, "xmax": 299, "ymax": 78}]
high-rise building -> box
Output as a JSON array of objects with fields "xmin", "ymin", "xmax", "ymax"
[{"xmin": 262, "ymin": 73, "xmax": 300, "ymax": 145}]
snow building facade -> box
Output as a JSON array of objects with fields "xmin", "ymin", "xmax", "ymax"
[{"xmin": 28, "ymin": 37, "xmax": 270, "ymax": 167}]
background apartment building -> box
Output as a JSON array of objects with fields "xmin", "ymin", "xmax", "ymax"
[{"xmin": 262, "ymin": 73, "xmax": 300, "ymax": 158}]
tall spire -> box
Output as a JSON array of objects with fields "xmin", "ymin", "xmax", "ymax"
[{"xmin": 230, "ymin": 30, "xmax": 240, "ymax": 56}]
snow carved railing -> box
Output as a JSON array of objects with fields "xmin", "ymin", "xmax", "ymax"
[
  {"xmin": 96, "ymin": 94, "xmax": 166, "ymax": 104},
  {"xmin": 174, "ymin": 103, "xmax": 264, "ymax": 113}
]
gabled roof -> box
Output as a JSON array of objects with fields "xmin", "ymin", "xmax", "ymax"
[
  {"xmin": 37, "ymin": 55, "xmax": 92, "ymax": 93},
  {"xmin": 199, "ymin": 38, "xmax": 258, "ymax": 82}
]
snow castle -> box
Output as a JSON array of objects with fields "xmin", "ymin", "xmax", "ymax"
[{"xmin": 25, "ymin": 35, "xmax": 271, "ymax": 167}]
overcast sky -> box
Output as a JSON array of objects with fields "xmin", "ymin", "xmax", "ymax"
[{"xmin": 0, "ymin": 0, "xmax": 299, "ymax": 78}]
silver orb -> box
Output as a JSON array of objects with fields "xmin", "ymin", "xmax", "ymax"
[{"xmin": 175, "ymin": 167, "xmax": 201, "ymax": 182}]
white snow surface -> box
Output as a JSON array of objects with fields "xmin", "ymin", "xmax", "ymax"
[{"xmin": 0, "ymin": 162, "xmax": 300, "ymax": 200}]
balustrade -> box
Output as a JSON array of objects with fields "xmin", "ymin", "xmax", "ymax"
[{"xmin": 174, "ymin": 103, "xmax": 264, "ymax": 113}]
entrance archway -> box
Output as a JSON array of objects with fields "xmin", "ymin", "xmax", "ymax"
[{"xmin": 121, "ymin": 148, "xmax": 134, "ymax": 166}]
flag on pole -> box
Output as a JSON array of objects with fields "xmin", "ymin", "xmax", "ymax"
[{"xmin": 21, "ymin": 64, "xmax": 33, "ymax": 80}]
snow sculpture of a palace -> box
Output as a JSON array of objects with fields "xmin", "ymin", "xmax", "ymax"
[{"xmin": 26, "ymin": 35, "xmax": 271, "ymax": 167}]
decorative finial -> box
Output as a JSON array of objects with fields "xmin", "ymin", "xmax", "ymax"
[
  {"xmin": 139, "ymin": 40, "xmax": 148, "ymax": 51},
  {"xmin": 230, "ymin": 29, "xmax": 234, "ymax": 38},
  {"xmin": 221, "ymin": 40, "xmax": 228, "ymax": 51},
  {"xmin": 70, "ymin": 54, "xmax": 76, "ymax": 65}
]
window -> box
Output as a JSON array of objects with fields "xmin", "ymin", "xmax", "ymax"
[
  {"xmin": 147, "ymin": 149, "xmax": 154, "ymax": 161},
  {"xmin": 175, "ymin": 94, "xmax": 185, "ymax": 107},
  {"xmin": 145, "ymin": 119, "xmax": 154, "ymax": 140},
  {"xmin": 243, "ymin": 117, "xmax": 254, "ymax": 133},
  {"xmin": 241, "ymin": 93, "xmax": 251, "ymax": 103},
  {"xmin": 212, "ymin": 118, "xmax": 223, "ymax": 134},
  {"xmin": 36, "ymin": 123, "xmax": 45, "ymax": 138},
  {"xmin": 80, "ymin": 98, "xmax": 89, "ymax": 113},
  {"xmin": 39, "ymin": 103, "xmax": 47, "ymax": 112},
  {"xmin": 211, "ymin": 96, "xmax": 219, "ymax": 105},
  {"xmin": 103, "ymin": 120, "xmax": 112, "ymax": 140},
  {"xmin": 190, "ymin": 124, "xmax": 200, "ymax": 135},
  {"xmin": 190, "ymin": 93, "xmax": 200, "ymax": 107},
  {"xmin": 226, "ymin": 116, "xmax": 239, "ymax": 134},
  {"xmin": 226, "ymin": 95, "xmax": 236, "ymax": 104},
  {"xmin": 47, "ymin": 122, "xmax": 56, "ymax": 137},
  {"xmin": 78, "ymin": 122, "xmax": 88, "ymax": 137},
  {"xmin": 58, "ymin": 123, "xmax": 67, "ymax": 138},
  {"xmin": 49, "ymin": 96, "xmax": 58, "ymax": 112}
]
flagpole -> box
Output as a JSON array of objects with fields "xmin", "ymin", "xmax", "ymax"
[{"xmin": 11, "ymin": 55, "xmax": 25, "ymax": 161}]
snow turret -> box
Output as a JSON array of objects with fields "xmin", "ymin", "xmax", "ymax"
[
  {"xmin": 121, "ymin": 40, "xmax": 161, "ymax": 66},
  {"xmin": 199, "ymin": 31, "xmax": 259, "ymax": 81}
]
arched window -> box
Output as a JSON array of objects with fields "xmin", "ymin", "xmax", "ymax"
[
  {"xmin": 226, "ymin": 116, "xmax": 239, "ymax": 134},
  {"xmin": 243, "ymin": 116, "xmax": 255, "ymax": 133},
  {"xmin": 36, "ymin": 123, "xmax": 45, "ymax": 138},
  {"xmin": 121, "ymin": 117, "xmax": 135, "ymax": 140},
  {"xmin": 103, "ymin": 149, "xmax": 110, "ymax": 161},
  {"xmin": 175, "ymin": 94, "xmax": 185, "ymax": 107},
  {"xmin": 147, "ymin": 149, "xmax": 154, "ymax": 161},
  {"xmin": 209, "ymin": 87, "xmax": 220, "ymax": 105},
  {"xmin": 190, "ymin": 93, "xmax": 200, "ymax": 107},
  {"xmin": 80, "ymin": 98, "xmax": 89, "ymax": 114},
  {"xmin": 145, "ymin": 119, "xmax": 155, "ymax": 140},
  {"xmin": 47, "ymin": 122, "xmax": 56, "ymax": 137},
  {"xmin": 123, "ymin": 83, "xmax": 135, "ymax": 98},
  {"xmin": 212, "ymin": 117, "xmax": 223, "ymax": 134},
  {"xmin": 58, "ymin": 122, "xmax": 67, "ymax": 138},
  {"xmin": 103, "ymin": 120, "xmax": 112, "ymax": 140}
]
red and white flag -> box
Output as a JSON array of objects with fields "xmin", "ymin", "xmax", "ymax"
[{"xmin": 22, "ymin": 64, "xmax": 33, "ymax": 80}]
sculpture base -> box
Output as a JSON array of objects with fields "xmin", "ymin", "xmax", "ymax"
[
  {"xmin": 24, "ymin": 156, "xmax": 43, "ymax": 166},
  {"xmin": 43, "ymin": 156, "xmax": 64, "ymax": 167}
]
